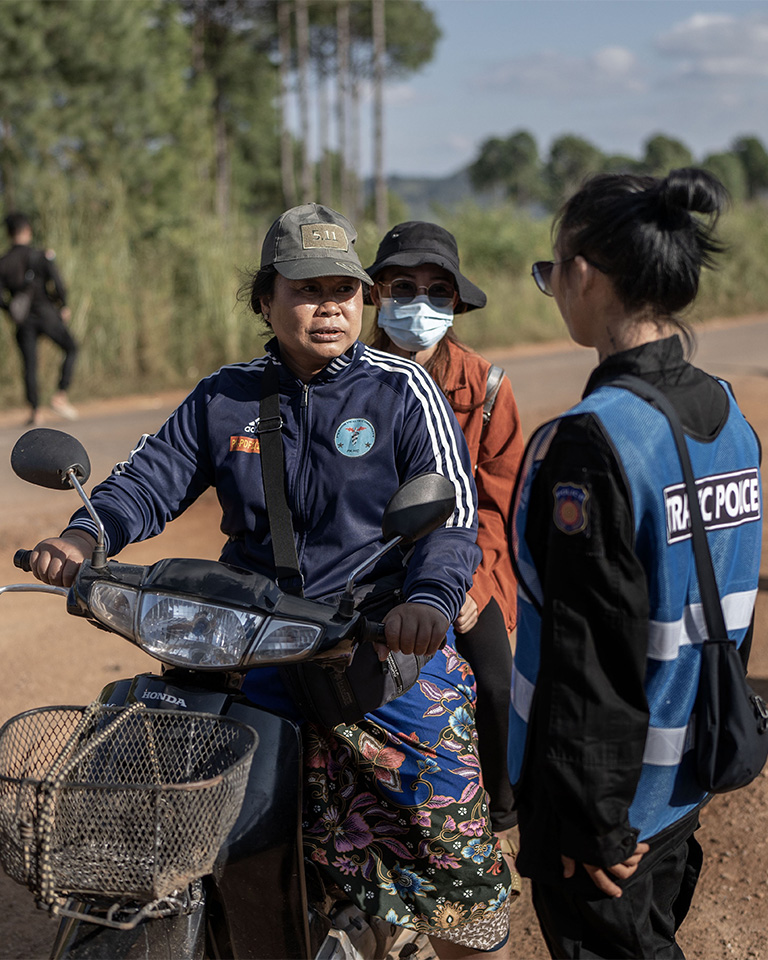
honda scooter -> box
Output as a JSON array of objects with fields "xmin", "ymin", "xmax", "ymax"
[{"xmin": 0, "ymin": 428, "xmax": 455, "ymax": 960}]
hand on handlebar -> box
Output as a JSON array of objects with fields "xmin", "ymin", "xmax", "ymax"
[
  {"xmin": 29, "ymin": 531, "xmax": 97, "ymax": 588},
  {"xmin": 376, "ymin": 603, "xmax": 449, "ymax": 661}
]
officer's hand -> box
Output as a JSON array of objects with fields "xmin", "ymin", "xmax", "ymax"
[
  {"xmin": 454, "ymin": 594, "xmax": 479, "ymax": 634},
  {"xmin": 376, "ymin": 603, "xmax": 449, "ymax": 660},
  {"xmin": 561, "ymin": 842, "xmax": 649, "ymax": 898},
  {"xmin": 60, "ymin": 306, "xmax": 71, "ymax": 323},
  {"xmin": 30, "ymin": 531, "xmax": 96, "ymax": 588}
]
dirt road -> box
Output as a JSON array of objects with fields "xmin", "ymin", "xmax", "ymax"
[{"xmin": 0, "ymin": 317, "xmax": 766, "ymax": 958}]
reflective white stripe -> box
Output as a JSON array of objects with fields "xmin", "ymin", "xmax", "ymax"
[
  {"xmin": 517, "ymin": 558, "xmax": 543, "ymax": 607},
  {"xmin": 647, "ymin": 589, "xmax": 758, "ymax": 661},
  {"xmin": 642, "ymin": 723, "xmax": 692, "ymax": 766},
  {"xmin": 510, "ymin": 663, "xmax": 535, "ymax": 723},
  {"xmin": 362, "ymin": 349, "xmax": 476, "ymax": 529}
]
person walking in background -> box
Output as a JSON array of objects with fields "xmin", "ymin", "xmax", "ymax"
[
  {"xmin": 0, "ymin": 212, "xmax": 78, "ymax": 425},
  {"xmin": 509, "ymin": 168, "xmax": 762, "ymax": 958},
  {"xmin": 367, "ymin": 222, "xmax": 524, "ymax": 863}
]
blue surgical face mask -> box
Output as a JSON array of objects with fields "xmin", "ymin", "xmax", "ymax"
[{"xmin": 377, "ymin": 296, "xmax": 454, "ymax": 352}]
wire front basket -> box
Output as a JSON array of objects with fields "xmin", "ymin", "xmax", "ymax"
[{"xmin": 0, "ymin": 702, "xmax": 257, "ymax": 908}]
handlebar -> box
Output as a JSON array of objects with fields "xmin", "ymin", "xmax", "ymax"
[
  {"xmin": 358, "ymin": 618, "xmax": 387, "ymax": 645},
  {"xmin": 14, "ymin": 549, "xmax": 32, "ymax": 572}
]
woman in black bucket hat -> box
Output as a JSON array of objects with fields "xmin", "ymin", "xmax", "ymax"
[{"xmin": 367, "ymin": 221, "xmax": 525, "ymax": 865}]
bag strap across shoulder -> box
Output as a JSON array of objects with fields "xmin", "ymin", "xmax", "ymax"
[
  {"xmin": 482, "ymin": 363, "xmax": 505, "ymax": 433},
  {"xmin": 608, "ymin": 374, "xmax": 727, "ymax": 643},
  {"xmin": 258, "ymin": 361, "xmax": 304, "ymax": 596}
]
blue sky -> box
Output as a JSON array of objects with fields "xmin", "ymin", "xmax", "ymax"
[{"xmin": 363, "ymin": 0, "xmax": 768, "ymax": 178}]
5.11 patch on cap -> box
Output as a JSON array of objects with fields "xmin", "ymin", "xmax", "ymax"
[
  {"xmin": 301, "ymin": 223, "xmax": 349, "ymax": 251},
  {"xmin": 553, "ymin": 481, "xmax": 589, "ymax": 534}
]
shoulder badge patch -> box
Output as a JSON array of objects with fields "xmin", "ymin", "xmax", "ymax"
[
  {"xmin": 335, "ymin": 418, "xmax": 375, "ymax": 457},
  {"xmin": 553, "ymin": 481, "xmax": 589, "ymax": 534}
]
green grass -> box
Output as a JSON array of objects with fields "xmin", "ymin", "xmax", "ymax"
[{"xmin": 2, "ymin": 197, "xmax": 767, "ymax": 410}]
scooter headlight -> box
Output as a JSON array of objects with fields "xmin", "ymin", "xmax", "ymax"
[
  {"xmin": 244, "ymin": 619, "xmax": 324, "ymax": 662},
  {"xmin": 89, "ymin": 583, "xmax": 139, "ymax": 637},
  {"xmin": 88, "ymin": 584, "xmax": 324, "ymax": 668},
  {"xmin": 138, "ymin": 594, "xmax": 265, "ymax": 667},
  {"xmin": 89, "ymin": 584, "xmax": 264, "ymax": 667}
]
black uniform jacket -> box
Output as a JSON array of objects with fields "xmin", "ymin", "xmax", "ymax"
[{"xmin": 515, "ymin": 334, "xmax": 749, "ymax": 886}]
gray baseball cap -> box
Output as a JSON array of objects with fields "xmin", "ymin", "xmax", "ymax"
[{"xmin": 260, "ymin": 203, "xmax": 373, "ymax": 285}]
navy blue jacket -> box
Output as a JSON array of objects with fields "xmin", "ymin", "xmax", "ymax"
[{"xmin": 66, "ymin": 339, "xmax": 481, "ymax": 623}]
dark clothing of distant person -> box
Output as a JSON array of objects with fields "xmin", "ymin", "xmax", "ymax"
[{"xmin": 0, "ymin": 243, "xmax": 77, "ymax": 412}]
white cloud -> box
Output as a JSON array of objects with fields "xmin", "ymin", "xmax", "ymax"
[
  {"xmin": 656, "ymin": 12, "xmax": 768, "ymax": 79},
  {"xmin": 472, "ymin": 46, "xmax": 646, "ymax": 98},
  {"xmin": 384, "ymin": 83, "xmax": 418, "ymax": 106}
]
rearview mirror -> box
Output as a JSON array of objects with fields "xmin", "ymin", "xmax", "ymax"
[
  {"xmin": 381, "ymin": 473, "xmax": 456, "ymax": 543},
  {"xmin": 11, "ymin": 429, "xmax": 91, "ymax": 490}
]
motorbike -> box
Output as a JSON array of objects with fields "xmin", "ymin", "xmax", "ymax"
[{"xmin": 0, "ymin": 427, "xmax": 456, "ymax": 960}]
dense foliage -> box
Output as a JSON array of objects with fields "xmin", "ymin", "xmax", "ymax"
[{"xmin": 1, "ymin": 1, "xmax": 768, "ymax": 411}]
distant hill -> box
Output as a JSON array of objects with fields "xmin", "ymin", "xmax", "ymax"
[{"xmin": 366, "ymin": 168, "xmax": 503, "ymax": 219}]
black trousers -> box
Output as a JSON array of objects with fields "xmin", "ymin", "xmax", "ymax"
[
  {"xmin": 453, "ymin": 597, "xmax": 517, "ymax": 831},
  {"xmin": 15, "ymin": 306, "xmax": 78, "ymax": 409},
  {"xmin": 531, "ymin": 823, "xmax": 703, "ymax": 959}
]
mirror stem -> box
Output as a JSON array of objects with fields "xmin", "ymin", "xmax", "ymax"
[
  {"xmin": 67, "ymin": 469, "xmax": 108, "ymax": 569},
  {"xmin": 338, "ymin": 535, "xmax": 403, "ymax": 620}
]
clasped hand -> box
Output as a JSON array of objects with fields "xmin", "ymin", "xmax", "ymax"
[{"xmin": 561, "ymin": 842, "xmax": 650, "ymax": 898}]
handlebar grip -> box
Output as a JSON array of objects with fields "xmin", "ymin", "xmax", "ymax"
[
  {"xmin": 359, "ymin": 618, "xmax": 386, "ymax": 645},
  {"xmin": 14, "ymin": 549, "xmax": 33, "ymax": 572}
]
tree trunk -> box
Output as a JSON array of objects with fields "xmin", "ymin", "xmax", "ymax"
[
  {"xmin": 336, "ymin": 0, "xmax": 350, "ymax": 215},
  {"xmin": 214, "ymin": 86, "xmax": 230, "ymax": 225},
  {"xmin": 0, "ymin": 118, "xmax": 15, "ymax": 210},
  {"xmin": 349, "ymin": 70, "xmax": 361, "ymax": 223},
  {"xmin": 277, "ymin": 0, "xmax": 296, "ymax": 208},
  {"xmin": 295, "ymin": 0, "xmax": 313, "ymax": 204},
  {"xmin": 372, "ymin": 0, "xmax": 387, "ymax": 233},
  {"xmin": 318, "ymin": 65, "xmax": 332, "ymax": 205}
]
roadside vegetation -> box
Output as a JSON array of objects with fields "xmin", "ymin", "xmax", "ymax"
[{"xmin": 2, "ymin": 0, "xmax": 768, "ymax": 409}]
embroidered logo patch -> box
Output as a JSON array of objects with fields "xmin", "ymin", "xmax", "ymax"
[
  {"xmin": 301, "ymin": 223, "xmax": 349, "ymax": 251},
  {"xmin": 335, "ymin": 418, "xmax": 375, "ymax": 457},
  {"xmin": 553, "ymin": 481, "xmax": 589, "ymax": 534},
  {"xmin": 230, "ymin": 435, "xmax": 260, "ymax": 454}
]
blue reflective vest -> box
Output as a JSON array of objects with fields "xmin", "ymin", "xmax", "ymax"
[{"xmin": 510, "ymin": 382, "xmax": 762, "ymax": 842}]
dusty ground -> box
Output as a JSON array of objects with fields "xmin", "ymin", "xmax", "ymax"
[{"xmin": 0, "ymin": 330, "xmax": 766, "ymax": 958}]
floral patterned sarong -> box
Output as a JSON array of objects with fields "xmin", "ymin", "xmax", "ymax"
[{"xmin": 302, "ymin": 643, "xmax": 513, "ymax": 951}]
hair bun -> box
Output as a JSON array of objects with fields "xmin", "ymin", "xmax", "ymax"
[{"xmin": 658, "ymin": 167, "xmax": 728, "ymax": 217}]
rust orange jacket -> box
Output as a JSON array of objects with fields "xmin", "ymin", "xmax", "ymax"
[{"xmin": 441, "ymin": 339, "xmax": 524, "ymax": 633}]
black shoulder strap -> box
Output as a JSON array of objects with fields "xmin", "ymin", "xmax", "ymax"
[
  {"xmin": 609, "ymin": 374, "xmax": 727, "ymax": 643},
  {"xmin": 258, "ymin": 361, "xmax": 304, "ymax": 596},
  {"xmin": 482, "ymin": 363, "xmax": 505, "ymax": 432}
]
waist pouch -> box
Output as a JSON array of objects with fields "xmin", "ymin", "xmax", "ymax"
[{"xmin": 278, "ymin": 573, "xmax": 432, "ymax": 728}]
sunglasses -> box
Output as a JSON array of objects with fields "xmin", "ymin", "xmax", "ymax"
[
  {"xmin": 378, "ymin": 277, "xmax": 457, "ymax": 309},
  {"xmin": 531, "ymin": 256, "xmax": 608, "ymax": 296}
]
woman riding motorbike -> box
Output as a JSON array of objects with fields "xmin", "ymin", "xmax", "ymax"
[{"xmin": 27, "ymin": 204, "xmax": 512, "ymax": 958}]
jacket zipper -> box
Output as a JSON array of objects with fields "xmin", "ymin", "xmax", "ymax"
[{"xmin": 295, "ymin": 382, "xmax": 312, "ymax": 564}]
